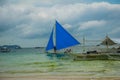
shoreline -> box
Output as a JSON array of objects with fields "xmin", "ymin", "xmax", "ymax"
[{"xmin": 0, "ymin": 75, "xmax": 120, "ymax": 80}]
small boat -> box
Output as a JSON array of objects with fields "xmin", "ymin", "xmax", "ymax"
[
  {"xmin": 72, "ymin": 36, "xmax": 120, "ymax": 61},
  {"xmin": 46, "ymin": 20, "xmax": 80, "ymax": 57},
  {"xmin": 0, "ymin": 47, "xmax": 11, "ymax": 53},
  {"xmin": 100, "ymin": 35, "xmax": 117, "ymax": 48}
]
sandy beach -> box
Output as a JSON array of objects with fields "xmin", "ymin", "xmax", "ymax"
[{"xmin": 0, "ymin": 75, "xmax": 120, "ymax": 80}]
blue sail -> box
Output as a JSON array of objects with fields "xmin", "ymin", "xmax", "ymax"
[
  {"xmin": 46, "ymin": 28, "xmax": 54, "ymax": 51},
  {"xmin": 46, "ymin": 21, "xmax": 80, "ymax": 51},
  {"xmin": 56, "ymin": 21, "xmax": 80, "ymax": 50}
]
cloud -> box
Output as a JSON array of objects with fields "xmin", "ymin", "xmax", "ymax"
[
  {"xmin": 0, "ymin": 1, "xmax": 120, "ymax": 46},
  {"xmin": 110, "ymin": 27, "xmax": 120, "ymax": 34},
  {"xmin": 63, "ymin": 24, "xmax": 72, "ymax": 29},
  {"xmin": 0, "ymin": 0, "xmax": 7, "ymax": 6},
  {"xmin": 79, "ymin": 20, "xmax": 106, "ymax": 30}
]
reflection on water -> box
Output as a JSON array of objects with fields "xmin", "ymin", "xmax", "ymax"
[{"xmin": 0, "ymin": 48, "xmax": 120, "ymax": 77}]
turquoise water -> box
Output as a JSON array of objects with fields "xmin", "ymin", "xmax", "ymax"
[{"xmin": 0, "ymin": 48, "xmax": 120, "ymax": 77}]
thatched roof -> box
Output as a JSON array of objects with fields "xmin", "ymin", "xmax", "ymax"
[{"xmin": 100, "ymin": 36, "xmax": 116, "ymax": 46}]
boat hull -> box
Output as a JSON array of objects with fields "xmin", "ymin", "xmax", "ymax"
[{"xmin": 71, "ymin": 53, "xmax": 120, "ymax": 61}]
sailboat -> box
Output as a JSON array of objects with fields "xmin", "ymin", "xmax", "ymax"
[
  {"xmin": 100, "ymin": 35, "xmax": 116, "ymax": 49},
  {"xmin": 46, "ymin": 20, "xmax": 80, "ymax": 55}
]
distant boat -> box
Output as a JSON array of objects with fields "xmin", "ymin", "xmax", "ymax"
[
  {"xmin": 100, "ymin": 35, "xmax": 117, "ymax": 47},
  {"xmin": 0, "ymin": 47, "xmax": 11, "ymax": 53},
  {"xmin": 46, "ymin": 20, "xmax": 80, "ymax": 54},
  {"xmin": 2, "ymin": 45, "xmax": 21, "ymax": 49}
]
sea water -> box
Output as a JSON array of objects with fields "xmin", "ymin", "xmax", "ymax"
[{"xmin": 0, "ymin": 48, "xmax": 120, "ymax": 77}]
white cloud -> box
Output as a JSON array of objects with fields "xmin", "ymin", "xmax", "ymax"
[
  {"xmin": 113, "ymin": 38, "xmax": 120, "ymax": 43},
  {"xmin": 110, "ymin": 27, "xmax": 120, "ymax": 34},
  {"xmin": 79, "ymin": 20, "xmax": 106, "ymax": 30},
  {"xmin": 63, "ymin": 24, "xmax": 72, "ymax": 29}
]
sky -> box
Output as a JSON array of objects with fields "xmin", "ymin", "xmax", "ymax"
[{"xmin": 0, "ymin": 0, "xmax": 120, "ymax": 47}]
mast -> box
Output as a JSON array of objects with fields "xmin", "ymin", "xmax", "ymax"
[
  {"xmin": 106, "ymin": 35, "xmax": 109, "ymax": 49},
  {"xmin": 100, "ymin": 34, "xmax": 116, "ymax": 53},
  {"xmin": 106, "ymin": 34, "xmax": 109, "ymax": 53},
  {"xmin": 83, "ymin": 36, "xmax": 85, "ymax": 53},
  {"xmin": 54, "ymin": 21, "xmax": 56, "ymax": 53}
]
